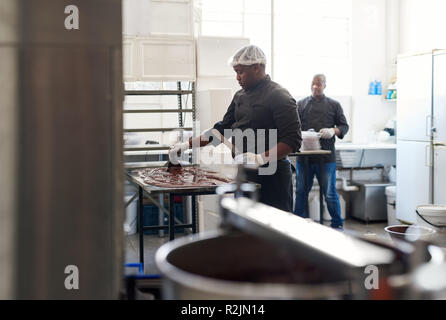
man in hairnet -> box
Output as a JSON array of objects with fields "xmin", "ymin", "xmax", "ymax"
[
  {"xmin": 294, "ymin": 74, "xmax": 349, "ymax": 230},
  {"xmin": 169, "ymin": 45, "xmax": 301, "ymax": 212}
]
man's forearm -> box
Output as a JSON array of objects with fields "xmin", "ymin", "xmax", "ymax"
[
  {"xmin": 334, "ymin": 127, "xmax": 341, "ymax": 137},
  {"xmin": 188, "ymin": 135, "xmax": 211, "ymax": 148},
  {"xmin": 263, "ymin": 142, "xmax": 293, "ymax": 162}
]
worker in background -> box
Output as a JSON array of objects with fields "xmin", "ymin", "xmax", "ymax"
[
  {"xmin": 294, "ymin": 74, "xmax": 349, "ymax": 230},
  {"xmin": 169, "ymin": 45, "xmax": 302, "ymax": 212}
]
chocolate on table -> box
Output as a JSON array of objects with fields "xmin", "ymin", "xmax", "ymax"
[{"xmin": 136, "ymin": 167, "xmax": 232, "ymax": 188}]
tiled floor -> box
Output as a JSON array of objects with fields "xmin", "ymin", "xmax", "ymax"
[{"xmin": 124, "ymin": 218, "xmax": 391, "ymax": 275}]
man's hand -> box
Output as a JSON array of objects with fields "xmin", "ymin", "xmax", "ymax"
[
  {"xmin": 319, "ymin": 128, "xmax": 336, "ymax": 139},
  {"xmin": 233, "ymin": 152, "xmax": 267, "ymax": 167},
  {"xmin": 168, "ymin": 141, "xmax": 190, "ymax": 162}
]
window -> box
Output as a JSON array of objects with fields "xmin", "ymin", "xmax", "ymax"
[
  {"xmin": 197, "ymin": 0, "xmax": 271, "ymax": 74},
  {"xmin": 274, "ymin": 0, "xmax": 352, "ymax": 96},
  {"xmin": 198, "ymin": 0, "xmax": 352, "ymax": 96}
]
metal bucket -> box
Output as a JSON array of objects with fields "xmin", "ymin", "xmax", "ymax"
[
  {"xmin": 384, "ymin": 225, "xmax": 436, "ymax": 243},
  {"xmin": 155, "ymin": 231, "xmax": 356, "ymax": 300}
]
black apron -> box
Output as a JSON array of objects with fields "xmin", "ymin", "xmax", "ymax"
[
  {"xmin": 300, "ymin": 99, "xmax": 335, "ymax": 163},
  {"xmin": 245, "ymin": 159, "xmax": 293, "ymax": 212},
  {"xmin": 306, "ymin": 100, "xmax": 327, "ymax": 132}
]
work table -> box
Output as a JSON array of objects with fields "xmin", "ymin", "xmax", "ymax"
[{"xmin": 335, "ymin": 143, "xmax": 396, "ymax": 150}]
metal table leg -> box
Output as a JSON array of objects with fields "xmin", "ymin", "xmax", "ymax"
[
  {"xmin": 319, "ymin": 158, "xmax": 324, "ymax": 224},
  {"xmin": 169, "ymin": 194, "xmax": 175, "ymax": 241},
  {"xmin": 304, "ymin": 157, "xmax": 310, "ymax": 218},
  {"xmin": 158, "ymin": 154, "xmax": 165, "ymax": 238},
  {"xmin": 158, "ymin": 194, "xmax": 164, "ymax": 238},
  {"xmin": 191, "ymin": 195, "xmax": 198, "ymax": 233},
  {"xmin": 138, "ymin": 186, "xmax": 144, "ymax": 266}
]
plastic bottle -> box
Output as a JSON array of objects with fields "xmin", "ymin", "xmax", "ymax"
[
  {"xmin": 391, "ymin": 90, "xmax": 397, "ymax": 100},
  {"xmin": 368, "ymin": 81, "xmax": 376, "ymax": 95},
  {"xmin": 375, "ymin": 81, "xmax": 382, "ymax": 95}
]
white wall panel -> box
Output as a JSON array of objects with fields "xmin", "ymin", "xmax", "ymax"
[
  {"xmin": 139, "ymin": 38, "xmax": 196, "ymax": 81},
  {"xmin": 123, "ymin": 0, "xmax": 193, "ymax": 37},
  {"xmin": 150, "ymin": 0, "xmax": 193, "ymax": 37},
  {"xmin": 197, "ymin": 36, "xmax": 249, "ymax": 77},
  {"xmin": 123, "ymin": 36, "xmax": 138, "ymax": 81}
]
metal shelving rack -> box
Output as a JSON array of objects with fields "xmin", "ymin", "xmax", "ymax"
[
  {"xmin": 124, "ymin": 81, "xmax": 196, "ymax": 239},
  {"xmin": 123, "ymin": 81, "xmax": 196, "ymax": 153}
]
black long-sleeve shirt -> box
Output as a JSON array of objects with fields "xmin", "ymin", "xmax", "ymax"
[
  {"xmin": 297, "ymin": 95, "xmax": 349, "ymax": 163},
  {"xmin": 213, "ymin": 75, "xmax": 302, "ymax": 158}
]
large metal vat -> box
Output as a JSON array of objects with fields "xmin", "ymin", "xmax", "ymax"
[
  {"xmin": 156, "ymin": 195, "xmax": 408, "ymax": 300},
  {"xmin": 156, "ymin": 231, "xmax": 354, "ymax": 299}
]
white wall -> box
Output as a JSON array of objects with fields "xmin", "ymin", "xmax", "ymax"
[
  {"xmin": 399, "ymin": 0, "xmax": 446, "ymax": 54},
  {"xmin": 195, "ymin": 36, "xmax": 250, "ymax": 127},
  {"xmin": 350, "ymin": 0, "xmax": 396, "ymax": 143}
]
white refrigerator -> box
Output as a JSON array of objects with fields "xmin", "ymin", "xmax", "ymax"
[{"xmin": 396, "ymin": 50, "xmax": 446, "ymax": 224}]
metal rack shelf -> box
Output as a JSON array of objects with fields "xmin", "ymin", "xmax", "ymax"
[
  {"xmin": 123, "ymin": 108, "xmax": 194, "ymax": 114},
  {"xmin": 123, "ymin": 81, "xmax": 196, "ymax": 158},
  {"xmin": 124, "ymin": 90, "xmax": 193, "ymax": 96},
  {"xmin": 124, "ymin": 145, "xmax": 171, "ymax": 152},
  {"xmin": 124, "ymin": 81, "xmax": 197, "ymax": 240},
  {"xmin": 124, "ymin": 127, "xmax": 193, "ymax": 133}
]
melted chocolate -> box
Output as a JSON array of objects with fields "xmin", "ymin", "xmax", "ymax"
[{"xmin": 137, "ymin": 167, "xmax": 233, "ymax": 188}]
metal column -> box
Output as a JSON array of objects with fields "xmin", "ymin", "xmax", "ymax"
[
  {"xmin": 191, "ymin": 195, "xmax": 198, "ymax": 234},
  {"xmin": 14, "ymin": 0, "xmax": 123, "ymax": 299}
]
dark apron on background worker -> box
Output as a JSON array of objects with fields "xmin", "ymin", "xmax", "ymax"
[
  {"xmin": 298, "ymin": 96, "xmax": 349, "ymax": 163},
  {"xmin": 213, "ymin": 75, "xmax": 301, "ymax": 212},
  {"xmin": 301, "ymin": 98, "xmax": 332, "ymax": 163},
  {"xmin": 307, "ymin": 101, "xmax": 326, "ymax": 131}
]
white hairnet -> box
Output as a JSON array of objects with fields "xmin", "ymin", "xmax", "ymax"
[{"xmin": 229, "ymin": 45, "xmax": 267, "ymax": 67}]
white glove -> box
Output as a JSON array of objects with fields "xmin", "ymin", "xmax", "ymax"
[
  {"xmin": 168, "ymin": 141, "xmax": 190, "ymax": 162},
  {"xmin": 233, "ymin": 152, "xmax": 267, "ymax": 167},
  {"xmin": 319, "ymin": 128, "xmax": 336, "ymax": 139}
]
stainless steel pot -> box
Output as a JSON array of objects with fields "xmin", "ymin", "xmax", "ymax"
[{"xmin": 156, "ymin": 230, "xmax": 357, "ymax": 300}]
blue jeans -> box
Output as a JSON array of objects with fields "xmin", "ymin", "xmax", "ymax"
[{"xmin": 293, "ymin": 161, "xmax": 343, "ymax": 228}]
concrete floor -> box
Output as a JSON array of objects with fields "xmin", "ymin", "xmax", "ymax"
[{"xmin": 124, "ymin": 217, "xmax": 390, "ymax": 275}]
